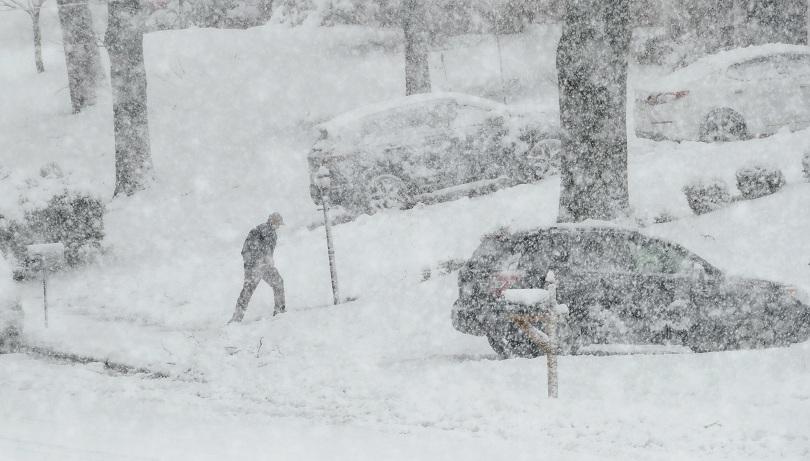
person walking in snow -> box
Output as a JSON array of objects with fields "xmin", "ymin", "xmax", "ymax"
[{"xmin": 229, "ymin": 212, "xmax": 286, "ymax": 323}]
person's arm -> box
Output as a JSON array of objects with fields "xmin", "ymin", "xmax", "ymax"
[{"xmin": 241, "ymin": 229, "xmax": 258, "ymax": 256}]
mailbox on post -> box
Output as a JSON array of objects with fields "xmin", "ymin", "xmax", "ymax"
[
  {"xmin": 503, "ymin": 271, "xmax": 568, "ymax": 399},
  {"xmin": 25, "ymin": 242, "xmax": 65, "ymax": 328}
]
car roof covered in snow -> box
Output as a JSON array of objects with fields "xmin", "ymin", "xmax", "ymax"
[
  {"xmin": 653, "ymin": 43, "xmax": 810, "ymax": 90},
  {"xmin": 485, "ymin": 220, "xmax": 645, "ymax": 242},
  {"xmin": 317, "ymin": 92, "xmax": 509, "ymax": 135}
]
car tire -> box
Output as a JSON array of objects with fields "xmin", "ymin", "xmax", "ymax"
[
  {"xmin": 366, "ymin": 174, "xmax": 411, "ymax": 211},
  {"xmin": 486, "ymin": 334, "xmax": 510, "ymax": 359},
  {"xmin": 699, "ymin": 108, "xmax": 748, "ymax": 142},
  {"xmin": 518, "ymin": 139, "xmax": 561, "ymax": 183},
  {"xmin": 486, "ymin": 324, "xmax": 543, "ymax": 359}
]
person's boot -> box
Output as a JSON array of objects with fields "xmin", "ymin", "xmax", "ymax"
[{"xmin": 273, "ymin": 304, "xmax": 286, "ymax": 316}]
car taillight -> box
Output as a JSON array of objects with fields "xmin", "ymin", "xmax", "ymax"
[
  {"xmin": 645, "ymin": 90, "xmax": 689, "ymax": 106},
  {"xmin": 489, "ymin": 271, "xmax": 523, "ymax": 297}
]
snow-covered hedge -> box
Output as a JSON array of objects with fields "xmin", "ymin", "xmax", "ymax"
[
  {"xmin": 144, "ymin": 0, "xmax": 270, "ymax": 30},
  {"xmin": 272, "ymin": 0, "xmax": 539, "ymax": 34},
  {"xmin": 682, "ymin": 177, "xmax": 731, "ymax": 215},
  {"xmin": 0, "ymin": 163, "xmax": 104, "ymax": 270},
  {"xmin": 735, "ymin": 164, "xmax": 785, "ymax": 200},
  {"xmin": 0, "ymin": 254, "xmax": 22, "ymax": 352}
]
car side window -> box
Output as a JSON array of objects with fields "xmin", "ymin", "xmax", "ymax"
[
  {"xmin": 570, "ymin": 233, "xmax": 635, "ymax": 273},
  {"xmin": 778, "ymin": 54, "xmax": 810, "ymax": 79},
  {"xmin": 453, "ymin": 105, "xmax": 497, "ymax": 131},
  {"xmin": 632, "ymin": 239, "xmax": 687, "ymax": 275},
  {"xmin": 726, "ymin": 54, "xmax": 810, "ymax": 82},
  {"xmin": 727, "ymin": 56, "xmax": 783, "ymax": 82}
]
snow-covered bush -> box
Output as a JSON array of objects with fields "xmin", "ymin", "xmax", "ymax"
[
  {"xmin": 273, "ymin": 0, "xmax": 539, "ymax": 34},
  {"xmin": 24, "ymin": 191, "xmax": 105, "ymax": 266},
  {"xmin": 0, "ymin": 254, "xmax": 22, "ymax": 352},
  {"xmin": 802, "ymin": 151, "xmax": 810, "ymax": 181},
  {"xmin": 320, "ymin": 0, "xmax": 399, "ymax": 27},
  {"xmin": 144, "ymin": 0, "xmax": 267, "ymax": 30},
  {"xmin": 0, "ymin": 164, "xmax": 104, "ymax": 270},
  {"xmin": 653, "ymin": 210, "xmax": 676, "ymax": 224},
  {"xmin": 682, "ymin": 177, "xmax": 731, "ymax": 215},
  {"xmin": 735, "ymin": 164, "xmax": 785, "ymax": 200}
]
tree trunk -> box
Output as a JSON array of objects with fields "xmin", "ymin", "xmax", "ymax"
[
  {"xmin": 401, "ymin": 0, "xmax": 431, "ymax": 96},
  {"xmin": 32, "ymin": 8, "xmax": 44, "ymax": 73},
  {"xmin": 56, "ymin": 0, "xmax": 100, "ymax": 113},
  {"xmin": 556, "ymin": 0, "xmax": 631, "ymax": 223},
  {"xmin": 106, "ymin": 0, "xmax": 153, "ymax": 197}
]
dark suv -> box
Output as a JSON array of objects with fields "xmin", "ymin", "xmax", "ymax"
[{"xmin": 452, "ymin": 225, "xmax": 810, "ymax": 357}]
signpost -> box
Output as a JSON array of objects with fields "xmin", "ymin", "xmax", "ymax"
[
  {"xmin": 26, "ymin": 242, "xmax": 65, "ymax": 328},
  {"xmin": 316, "ymin": 166, "xmax": 340, "ymax": 305}
]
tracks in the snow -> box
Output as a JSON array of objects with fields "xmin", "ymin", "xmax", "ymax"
[{"xmin": 17, "ymin": 344, "xmax": 172, "ymax": 379}]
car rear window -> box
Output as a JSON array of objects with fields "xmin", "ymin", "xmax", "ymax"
[
  {"xmin": 516, "ymin": 233, "xmax": 566, "ymax": 272},
  {"xmin": 470, "ymin": 235, "xmax": 514, "ymax": 268}
]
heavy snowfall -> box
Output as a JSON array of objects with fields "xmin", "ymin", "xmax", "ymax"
[{"xmin": 1, "ymin": 1, "xmax": 810, "ymax": 459}]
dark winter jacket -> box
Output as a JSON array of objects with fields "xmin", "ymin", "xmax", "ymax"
[{"xmin": 241, "ymin": 223, "xmax": 277, "ymax": 266}]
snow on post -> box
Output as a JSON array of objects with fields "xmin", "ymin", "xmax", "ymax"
[{"xmin": 503, "ymin": 270, "xmax": 568, "ymax": 399}]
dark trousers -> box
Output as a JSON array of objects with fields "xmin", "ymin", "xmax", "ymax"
[{"xmin": 231, "ymin": 262, "xmax": 285, "ymax": 322}]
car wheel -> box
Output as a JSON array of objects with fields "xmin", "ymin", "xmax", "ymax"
[
  {"xmin": 367, "ymin": 174, "xmax": 411, "ymax": 211},
  {"xmin": 699, "ymin": 108, "xmax": 748, "ymax": 142},
  {"xmin": 518, "ymin": 139, "xmax": 561, "ymax": 183},
  {"xmin": 486, "ymin": 334, "xmax": 510, "ymax": 359},
  {"xmin": 486, "ymin": 323, "xmax": 543, "ymax": 359}
]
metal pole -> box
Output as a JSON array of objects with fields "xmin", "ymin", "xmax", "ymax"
[
  {"xmin": 42, "ymin": 266, "xmax": 48, "ymax": 328},
  {"xmin": 546, "ymin": 313, "xmax": 558, "ymax": 398},
  {"xmin": 321, "ymin": 196, "xmax": 340, "ymax": 305}
]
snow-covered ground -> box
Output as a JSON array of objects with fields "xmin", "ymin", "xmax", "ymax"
[{"xmin": 2, "ymin": 6, "xmax": 810, "ymax": 460}]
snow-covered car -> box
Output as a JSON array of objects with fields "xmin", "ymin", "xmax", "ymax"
[
  {"xmin": 452, "ymin": 224, "xmax": 810, "ymax": 357},
  {"xmin": 307, "ymin": 93, "xmax": 561, "ymax": 213},
  {"xmin": 635, "ymin": 44, "xmax": 810, "ymax": 142},
  {"xmin": 0, "ymin": 254, "xmax": 23, "ymax": 352}
]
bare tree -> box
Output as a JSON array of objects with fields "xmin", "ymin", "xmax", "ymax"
[
  {"xmin": 400, "ymin": 0, "xmax": 430, "ymax": 95},
  {"xmin": 556, "ymin": 0, "xmax": 631, "ymax": 223},
  {"xmin": 1, "ymin": 0, "xmax": 48, "ymax": 73},
  {"xmin": 105, "ymin": 0, "xmax": 153, "ymax": 196},
  {"xmin": 56, "ymin": 0, "xmax": 101, "ymax": 112}
]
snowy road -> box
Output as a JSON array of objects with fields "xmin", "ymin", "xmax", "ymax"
[
  {"xmin": 4, "ymin": 338, "xmax": 810, "ymax": 460},
  {"xmin": 0, "ymin": 354, "xmax": 580, "ymax": 461}
]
